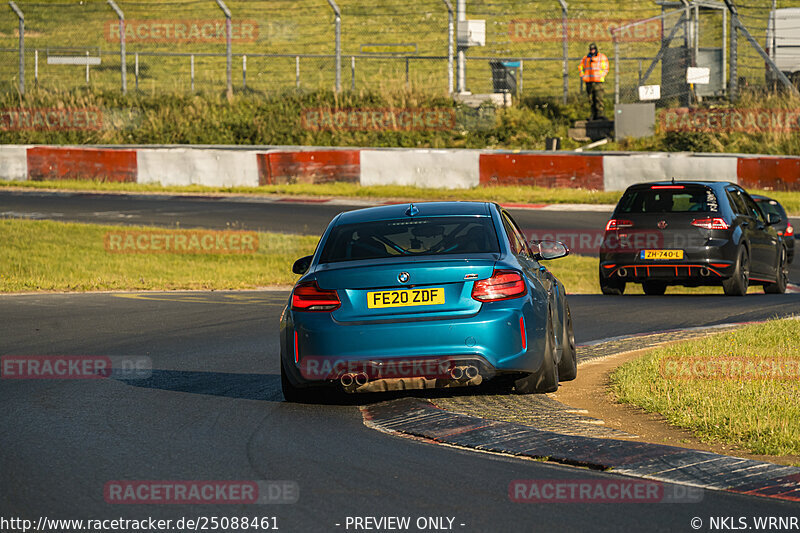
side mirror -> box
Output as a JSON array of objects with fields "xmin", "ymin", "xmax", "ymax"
[
  {"xmin": 532, "ymin": 240, "xmax": 570, "ymax": 260},
  {"xmin": 766, "ymin": 212, "xmax": 782, "ymax": 226},
  {"xmin": 292, "ymin": 255, "xmax": 313, "ymax": 275}
]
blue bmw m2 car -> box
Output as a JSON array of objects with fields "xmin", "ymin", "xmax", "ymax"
[{"xmin": 280, "ymin": 201, "xmax": 575, "ymax": 402}]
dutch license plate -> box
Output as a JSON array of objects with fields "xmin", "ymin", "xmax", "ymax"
[
  {"xmin": 640, "ymin": 249, "xmax": 684, "ymax": 260},
  {"xmin": 367, "ymin": 288, "xmax": 445, "ymax": 309}
]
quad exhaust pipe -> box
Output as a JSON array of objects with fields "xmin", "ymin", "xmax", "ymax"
[
  {"xmin": 617, "ymin": 267, "xmax": 628, "ymax": 277},
  {"xmin": 449, "ymin": 365, "xmax": 480, "ymax": 382},
  {"xmin": 340, "ymin": 372, "xmax": 369, "ymax": 387},
  {"xmin": 342, "ymin": 366, "xmax": 480, "ymax": 387},
  {"xmin": 699, "ymin": 267, "xmax": 710, "ymax": 277},
  {"xmin": 464, "ymin": 366, "xmax": 479, "ymax": 380}
]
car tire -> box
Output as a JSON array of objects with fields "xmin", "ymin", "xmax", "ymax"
[
  {"xmin": 764, "ymin": 246, "xmax": 788, "ymax": 294},
  {"xmin": 514, "ymin": 317, "xmax": 559, "ymax": 394},
  {"xmin": 642, "ymin": 281, "xmax": 667, "ymax": 295},
  {"xmin": 723, "ymin": 246, "xmax": 750, "ymax": 296},
  {"xmin": 599, "ymin": 269, "xmax": 626, "ymax": 295},
  {"xmin": 557, "ymin": 304, "xmax": 577, "ymax": 382},
  {"xmin": 281, "ymin": 359, "xmax": 323, "ymax": 403}
]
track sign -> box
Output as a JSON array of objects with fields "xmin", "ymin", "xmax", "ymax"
[
  {"xmin": 457, "ymin": 20, "xmax": 486, "ymax": 47},
  {"xmin": 638, "ymin": 85, "xmax": 661, "ymax": 101},
  {"xmin": 686, "ymin": 67, "xmax": 710, "ymax": 85}
]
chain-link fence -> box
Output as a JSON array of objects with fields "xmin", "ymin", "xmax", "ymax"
[
  {"xmin": 614, "ymin": 7, "xmax": 699, "ymax": 106},
  {"xmin": 0, "ymin": 0, "xmax": 797, "ymax": 101},
  {"xmin": 733, "ymin": 0, "xmax": 800, "ymax": 96}
]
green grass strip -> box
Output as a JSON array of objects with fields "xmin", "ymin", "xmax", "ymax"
[
  {"xmin": 610, "ymin": 318, "xmax": 800, "ymax": 457},
  {"xmin": 0, "ymin": 219, "xmax": 318, "ymax": 292}
]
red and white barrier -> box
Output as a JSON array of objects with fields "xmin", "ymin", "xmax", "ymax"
[{"xmin": 0, "ymin": 145, "xmax": 798, "ymax": 192}]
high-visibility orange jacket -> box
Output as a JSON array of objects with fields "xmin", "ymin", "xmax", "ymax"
[{"xmin": 579, "ymin": 53, "xmax": 609, "ymax": 83}]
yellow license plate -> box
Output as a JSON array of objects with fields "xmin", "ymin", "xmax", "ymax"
[
  {"xmin": 641, "ymin": 249, "xmax": 684, "ymax": 260},
  {"xmin": 367, "ymin": 288, "xmax": 445, "ymax": 309}
]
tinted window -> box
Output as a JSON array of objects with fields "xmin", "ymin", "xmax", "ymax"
[
  {"xmin": 727, "ymin": 188, "xmax": 748, "ymax": 215},
  {"xmin": 741, "ymin": 192, "xmax": 766, "ymax": 223},
  {"xmin": 754, "ymin": 198, "xmax": 786, "ymax": 220},
  {"xmin": 617, "ymin": 186, "xmax": 719, "ymax": 214},
  {"xmin": 501, "ymin": 212, "xmax": 529, "ymax": 256},
  {"xmin": 319, "ymin": 216, "xmax": 500, "ymax": 263}
]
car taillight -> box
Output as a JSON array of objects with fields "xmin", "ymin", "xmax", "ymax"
[
  {"xmin": 605, "ymin": 219, "xmax": 634, "ymax": 231},
  {"xmin": 785, "ymin": 223, "xmax": 794, "ymax": 237},
  {"xmin": 691, "ymin": 217, "xmax": 729, "ymax": 230},
  {"xmin": 472, "ymin": 270, "xmax": 527, "ymax": 302},
  {"xmin": 291, "ymin": 281, "xmax": 341, "ymax": 312}
]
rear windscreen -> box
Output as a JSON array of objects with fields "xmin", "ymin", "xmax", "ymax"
[
  {"xmin": 754, "ymin": 199, "xmax": 786, "ymax": 219},
  {"xmin": 319, "ymin": 216, "xmax": 500, "ymax": 263},
  {"xmin": 616, "ymin": 186, "xmax": 719, "ymax": 214}
]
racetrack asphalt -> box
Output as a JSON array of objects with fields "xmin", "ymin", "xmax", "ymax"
[{"xmin": 2, "ymin": 190, "xmax": 800, "ymax": 531}]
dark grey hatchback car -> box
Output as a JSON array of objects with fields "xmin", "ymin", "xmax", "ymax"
[{"xmin": 599, "ymin": 181, "xmax": 789, "ymax": 296}]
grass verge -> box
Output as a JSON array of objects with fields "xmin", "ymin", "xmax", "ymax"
[
  {"xmin": 0, "ymin": 179, "xmax": 623, "ymax": 206},
  {"xmin": 2, "ymin": 218, "xmax": 767, "ymax": 295},
  {"xmin": 0, "ymin": 219, "xmax": 318, "ymax": 292},
  {"xmin": 610, "ymin": 318, "xmax": 800, "ymax": 457},
  {"xmin": 5, "ymin": 180, "xmax": 800, "ymax": 215}
]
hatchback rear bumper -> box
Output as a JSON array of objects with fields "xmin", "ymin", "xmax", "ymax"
[{"xmin": 600, "ymin": 242, "xmax": 737, "ymax": 284}]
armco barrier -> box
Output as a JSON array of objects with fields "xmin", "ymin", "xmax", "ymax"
[
  {"xmin": 360, "ymin": 149, "xmax": 480, "ymax": 189},
  {"xmin": 602, "ymin": 153, "xmax": 738, "ymax": 192},
  {"xmin": 137, "ymin": 148, "xmax": 259, "ymax": 187},
  {"xmin": 1, "ymin": 145, "xmax": 800, "ymax": 192},
  {"xmin": 0, "ymin": 145, "xmax": 29, "ymax": 181},
  {"xmin": 737, "ymin": 156, "xmax": 800, "ymax": 191},
  {"xmin": 257, "ymin": 150, "xmax": 359, "ymax": 185},
  {"xmin": 27, "ymin": 146, "xmax": 137, "ymax": 182},
  {"xmin": 480, "ymin": 153, "xmax": 603, "ymax": 189}
]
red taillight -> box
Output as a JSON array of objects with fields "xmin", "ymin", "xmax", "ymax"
[
  {"xmin": 605, "ymin": 219, "xmax": 634, "ymax": 231},
  {"xmin": 785, "ymin": 224, "xmax": 794, "ymax": 237},
  {"xmin": 472, "ymin": 270, "xmax": 527, "ymax": 302},
  {"xmin": 691, "ymin": 217, "xmax": 729, "ymax": 230},
  {"xmin": 291, "ymin": 281, "xmax": 341, "ymax": 312},
  {"xmin": 651, "ymin": 185, "xmax": 685, "ymax": 189}
]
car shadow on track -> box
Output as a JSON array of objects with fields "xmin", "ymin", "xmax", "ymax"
[
  {"xmin": 117, "ymin": 369, "xmax": 528, "ymax": 406},
  {"xmin": 120, "ymin": 370, "xmax": 284, "ymax": 402}
]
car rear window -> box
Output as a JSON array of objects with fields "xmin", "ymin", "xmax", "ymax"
[
  {"xmin": 616, "ymin": 185, "xmax": 719, "ymax": 214},
  {"xmin": 319, "ymin": 216, "xmax": 500, "ymax": 263},
  {"xmin": 754, "ymin": 198, "xmax": 786, "ymax": 219}
]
